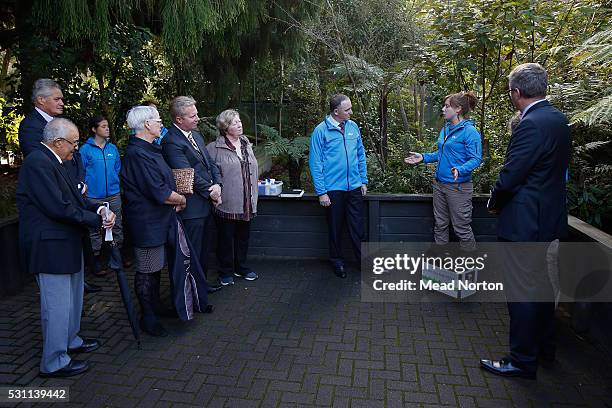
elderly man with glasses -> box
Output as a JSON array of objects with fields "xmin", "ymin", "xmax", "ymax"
[{"xmin": 16, "ymin": 118, "xmax": 116, "ymax": 378}]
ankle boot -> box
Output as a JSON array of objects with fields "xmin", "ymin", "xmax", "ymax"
[{"xmin": 134, "ymin": 272, "xmax": 168, "ymax": 337}]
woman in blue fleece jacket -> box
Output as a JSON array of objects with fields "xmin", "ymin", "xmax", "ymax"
[
  {"xmin": 405, "ymin": 91, "xmax": 482, "ymax": 250},
  {"xmin": 79, "ymin": 115, "xmax": 123, "ymax": 273}
]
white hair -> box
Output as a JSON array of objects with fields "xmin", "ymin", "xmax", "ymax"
[
  {"xmin": 126, "ymin": 106, "xmax": 159, "ymax": 131},
  {"xmin": 42, "ymin": 118, "xmax": 78, "ymax": 143},
  {"xmin": 32, "ymin": 79, "xmax": 61, "ymax": 104}
]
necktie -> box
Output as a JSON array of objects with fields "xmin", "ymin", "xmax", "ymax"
[
  {"xmin": 339, "ymin": 121, "xmax": 345, "ymax": 134},
  {"xmin": 186, "ymin": 132, "xmax": 200, "ymax": 152}
]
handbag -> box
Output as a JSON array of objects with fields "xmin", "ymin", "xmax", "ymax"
[{"xmin": 172, "ymin": 168, "xmax": 195, "ymax": 194}]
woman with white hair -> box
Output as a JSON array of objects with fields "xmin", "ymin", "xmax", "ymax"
[{"xmin": 120, "ymin": 106, "xmax": 186, "ymax": 337}]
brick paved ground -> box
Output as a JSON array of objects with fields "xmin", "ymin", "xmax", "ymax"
[{"xmin": 1, "ymin": 259, "xmax": 612, "ymax": 407}]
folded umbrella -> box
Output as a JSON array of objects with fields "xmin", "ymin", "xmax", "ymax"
[{"xmin": 109, "ymin": 242, "xmax": 141, "ymax": 347}]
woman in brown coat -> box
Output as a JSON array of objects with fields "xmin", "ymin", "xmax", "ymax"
[{"xmin": 206, "ymin": 110, "xmax": 259, "ymax": 286}]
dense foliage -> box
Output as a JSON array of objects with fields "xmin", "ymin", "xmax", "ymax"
[{"xmin": 0, "ymin": 0, "xmax": 610, "ymax": 230}]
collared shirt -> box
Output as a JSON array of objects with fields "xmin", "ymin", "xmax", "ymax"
[
  {"xmin": 521, "ymin": 99, "xmax": 547, "ymax": 119},
  {"xmin": 172, "ymin": 123, "xmax": 190, "ymax": 138},
  {"xmin": 173, "ymin": 123, "xmax": 201, "ymax": 153},
  {"xmin": 35, "ymin": 107, "xmax": 54, "ymax": 123},
  {"xmin": 40, "ymin": 142, "xmax": 62, "ymax": 163},
  {"xmin": 327, "ymin": 115, "xmax": 343, "ymax": 130}
]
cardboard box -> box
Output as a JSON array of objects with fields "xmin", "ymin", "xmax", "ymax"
[{"xmin": 420, "ymin": 262, "xmax": 479, "ymax": 299}]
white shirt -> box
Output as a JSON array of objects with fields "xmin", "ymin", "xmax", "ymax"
[
  {"xmin": 327, "ymin": 115, "xmax": 342, "ymax": 130},
  {"xmin": 173, "ymin": 123, "xmax": 191, "ymax": 138},
  {"xmin": 35, "ymin": 107, "xmax": 54, "ymax": 123},
  {"xmin": 40, "ymin": 142, "xmax": 62, "ymax": 163},
  {"xmin": 521, "ymin": 99, "xmax": 547, "ymax": 119}
]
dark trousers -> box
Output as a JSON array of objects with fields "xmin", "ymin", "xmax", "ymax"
[
  {"xmin": 507, "ymin": 301, "xmax": 556, "ymax": 372},
  {"xmin": 215, "ymin": 217, "xmax": 251, "ymax": 279},
  {"xmin": 327, "ymin": 188, "xmax": 364, "ymax": 266},
  {"xmin": 499, "ymin": 238, "xmax": 556, "ymax": 373},
  {"xmin": 183, "ymin": 216, "xmax": 211, "ymax": 279}
]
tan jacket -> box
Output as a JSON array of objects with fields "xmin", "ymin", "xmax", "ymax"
[{"xmin": 206, "ymin": 136, "xmax": 258, "ymax": 215}]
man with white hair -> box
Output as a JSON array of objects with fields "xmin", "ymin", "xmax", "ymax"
[{"xmin": 16, "ymin": 118, "xmax": 116, "ymax": 377}]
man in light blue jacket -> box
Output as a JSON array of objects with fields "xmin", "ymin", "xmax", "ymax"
[{"xmin": 309, "ymin": 94, "xmax": 368, "ymax": 278}]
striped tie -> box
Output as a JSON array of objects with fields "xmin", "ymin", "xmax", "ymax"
[{"xmin": 185, "ymin": 132, "xmax": 200, "ymax": 152}]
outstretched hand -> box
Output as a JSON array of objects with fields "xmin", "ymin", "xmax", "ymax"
[{"xmin": 404, "ymin": 152, "xmax": 423, "ymax": 165}]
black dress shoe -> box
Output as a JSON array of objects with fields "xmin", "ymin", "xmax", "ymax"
[
  {"xmin": 68, "ymin": 339, "xmax": 100, "ymax": 354},
  {"xmin": 480, "ymin": 358, "xmax": 536, "ymax": 379},
  {"xmin": 84, "ymin": 281, "xmax": 102, "ymax": 294},
  {"xmin": 39, "ymin": 360, "xmax": 89, "ymax": 378},
  {"xmin": 334, "ymin": 264, "xmax": 347, "ymax": 278},
  {"xmin": 207, "ymin": 283, "xmax": 223, "ymax": 294}
]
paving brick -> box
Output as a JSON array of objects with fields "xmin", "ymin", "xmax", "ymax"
[{"xmin": 0, "ymin": 259, "xmax": 610, "ymax": 408}]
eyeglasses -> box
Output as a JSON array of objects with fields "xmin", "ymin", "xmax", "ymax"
[
  {"xmin": 147, "ymin": 118, "xmax": 163, "ymax": 124},
  {"xmin": 59, "ymin": 138, "xmax": 79, "ymax": 146}
]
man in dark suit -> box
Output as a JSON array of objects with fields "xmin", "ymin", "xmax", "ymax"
[
  {"xmin": 162, "ymin": 96, "xmax": 223, "ymax": 293},
  {"xmin": 482, "ymin": 63, "xmax": 570, "ymax": 379},
  {"xmin": 17, "ymin": 118, "xmax": 116, "ymax": 377},
  {"xmin": 18, "ymin": 78, "xmax": 101, "ymax": 293}
]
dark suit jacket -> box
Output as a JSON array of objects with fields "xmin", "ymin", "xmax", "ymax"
[
  {"xmin": 16, "ymin": 145, "xmax": 102, "ymax": 275},
  {"xmin": 489, "ymin": 101, "xmax": 570, "ymax": 242},
  {"xmin": 17, "ymin": 109, "xmax": 85, "ymax": 185},
  {"xmin": 161, "ymin": 125, "xmax": 221, "ymax": 220},
  {"xmin": 18, "ymin": 109, "xmax": 47, "ymax": 158}
]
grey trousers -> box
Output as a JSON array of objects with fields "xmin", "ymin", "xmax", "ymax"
[
  {"xmin": 88, "ymin": 193, "xmax": 123, "ymax": 252},
  {"xmin": 432, "ymin": 180, "xmax": 475, "ymax": 246},
  {"xmin": 36, "ymin": 260, "xmax": 84, "ymax": 373}
]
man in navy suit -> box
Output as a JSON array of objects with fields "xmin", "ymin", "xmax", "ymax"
[
  {"xmin": 162, "ymin": 96, "xmax": 223, "ymax": 293},
  {"xmin": 18, "ymin": 78, "xmax": 101, "ymax": 293},
  {"xmin": 17, "ymin": 118, "xmax": 116, "ymax": 377},
  {"xmin": 482, "ymin": 63, "xmax": 570, "ymax": 379}
]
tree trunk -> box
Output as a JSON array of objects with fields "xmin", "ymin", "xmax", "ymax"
[
  {"xmin": 412, "ymin": 84, "xmax": 419, "ymax": 136},
  {"xmin": 379, "ymin": 91, "xmax": 388, "ymax": 169},
  {"xmin": 419, "ymin": 83, "xmax": 425, "ymax": 136},
  {"xmin": 480, "ymin": 47, "xmax": 489, "ymax": 159},
  {"xmin": 397, "ymin": 87, "xmax": 410, "ymax": 132},
  {"xmin": 0, "ymin": 49, "xmax": 12, "ymax": 92},
  {"xmin": 277, "ymin": 53, "xmax": 284, "ymax": 138},
  {"xmin": 288, "ymin": 158, "xmax": 304, "ymax": 189}
]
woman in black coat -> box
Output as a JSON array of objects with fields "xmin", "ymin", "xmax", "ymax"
[{"xmin": 121, "ymin": 106, "xmax": 186, "ymax": 336}]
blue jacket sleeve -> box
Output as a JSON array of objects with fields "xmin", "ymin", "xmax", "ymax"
[
  {"xmin": 309, "ymin": 127, "xmax": 326, "ymax": 195},
  {"xmin": 79, "ymin": 146, "xmax": 91, "ymax": 178},
  {"xmin": 422, "ymin": 151, "xmax": 439, "ymax": 164},
  {"xmin": 114, "ymin": 146, "xmax": 121, "ymax": 174},
  {"xmin": 455, "ymin": 129, "xmax": 482, "ymax": 175},
  {"xmin": 356, "ymin": 129, "xmax": 368, "ymax": 184}
]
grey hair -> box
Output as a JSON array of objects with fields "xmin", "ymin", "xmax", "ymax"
[
  {"xmin": 31, "ymin": 79, "xmax": 61, "ymax": 104},
  {"xmin": 170, "ymin": 96, "xmax": 197, "ymax": 120},
  {"xmin": 508, "ymin": 63, "xmax": 548, "ymax": 98},
  {"xmin": 126, "ymin": 106, "xmax": 159, "ymax": 131},
  {"xmin": 216, "ymin": 109, "xmax": 240, "ymax": 136},
  {"xmin": 42, "ymin": 118, "xmax": 78, "ymax": 143}
]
